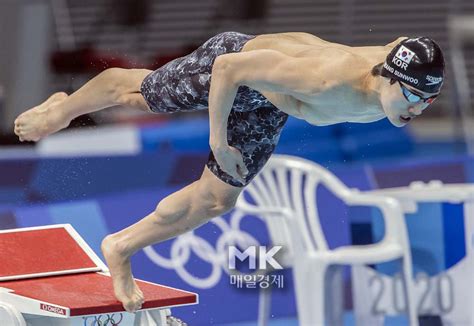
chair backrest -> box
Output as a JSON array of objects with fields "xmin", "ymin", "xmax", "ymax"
[{"xmin": 241, "ymin": 154, "xmax": 356, "ymax": 255}]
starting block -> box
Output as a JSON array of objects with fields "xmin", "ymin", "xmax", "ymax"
[{"xmin": 0, "ymin": 224, "xmax": 198, "ymax": 325}]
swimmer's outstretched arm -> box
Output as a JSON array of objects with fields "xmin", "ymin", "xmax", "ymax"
[{"xmin": 208, "ymin": 49, "xmax": 334, "ymax": 180}]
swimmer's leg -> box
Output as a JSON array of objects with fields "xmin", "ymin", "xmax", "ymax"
[
  {"xmin": 14, "ymin": 68, "xmax": 152, "ymax": 142},
  {"xmin": 101, "ymin": 165, "xmax": 243, "ymax": 312}
]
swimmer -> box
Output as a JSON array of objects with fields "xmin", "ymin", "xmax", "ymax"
[{"xmin": 13, "ymin": 32, "xmax": 445, "ymax": 312}]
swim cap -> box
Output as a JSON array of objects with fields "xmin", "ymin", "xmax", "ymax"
[{"xmin": 381, "ymin": 37, "xmax": 445, "ymax": 94}]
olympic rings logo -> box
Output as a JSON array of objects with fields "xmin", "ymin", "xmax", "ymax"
[
  {"xmin": 143, "ymin": 209, "xmax": 264, "ymax": 289},
  {"xmin": 82, "ymin": 313, "xmax": 123, "ymax": 325}
]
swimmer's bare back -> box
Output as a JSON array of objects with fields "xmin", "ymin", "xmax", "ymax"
[{"xmin": 223, "ymin": 32, "xmax": 408, "ymax": 126}]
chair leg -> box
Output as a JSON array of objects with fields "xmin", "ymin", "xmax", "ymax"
[
  {"xmin": 351, "ymin": 265, "xmax": 384, "ymax": 326},
  {"xmin": 401, "ymin": 256, "xmax": 419, "ymax": 326},
  {"xmin": 326, "ymin": 265, "xmax": 344, "ymax": 326},
  {"xmin": 257, "ymin": 286, "xmax": 272, "ymax": 326},
  {"xmin": 293, "ymin": 257, "xmax": 328, "ymax": 326}
]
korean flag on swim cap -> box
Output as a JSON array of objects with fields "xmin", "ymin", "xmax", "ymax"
[
  {"xmin": 395, "ymin": 45, "xmax": 415, "ymax": 64},
  {"xmin": 381, "ymin": 37, "xmax": 445, "ymax": 94}
]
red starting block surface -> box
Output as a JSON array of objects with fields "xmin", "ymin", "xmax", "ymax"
[
  {"xmin": 0, "ymin": 224, "xmax": 198, "ymax": 320},
  {"xmin": 1, "ymin": 273, "xmax": 197, "ymax": 316},
  {"xmin": 0, "ymin": 227, "xmax": 100, "ymax": 280}
]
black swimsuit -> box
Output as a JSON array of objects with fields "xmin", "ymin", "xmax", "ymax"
[{"xmin": 140, "ymin": 31, "xmax": 289, "ymax": 187}]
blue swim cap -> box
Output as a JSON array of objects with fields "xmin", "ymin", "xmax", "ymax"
[{"xmin": 381, "ymin": 37, "xmax": 445, "ymax": 94}]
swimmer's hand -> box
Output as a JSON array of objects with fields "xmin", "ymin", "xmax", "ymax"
[{"xmin": 212, "ymin": 145, "xmax": 249, "ymax": 184}]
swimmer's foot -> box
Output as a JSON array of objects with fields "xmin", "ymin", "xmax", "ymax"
[
  {"xmin": 14, "ymin": 92, "xmax": 70, "ymax": 142},
  {"xmin": 101, "ymin": 235, "xmax": 145, "ymax": 313}
]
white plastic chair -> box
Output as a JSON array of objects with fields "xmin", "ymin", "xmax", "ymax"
[{"xmin": 235, "ymin": 154, "xmax": 418, "ymax": 326}]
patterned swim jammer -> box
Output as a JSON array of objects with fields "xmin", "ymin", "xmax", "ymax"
[{"xmin": 140, "ymin": 31, "xmax": 289, "ymax": 187}]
